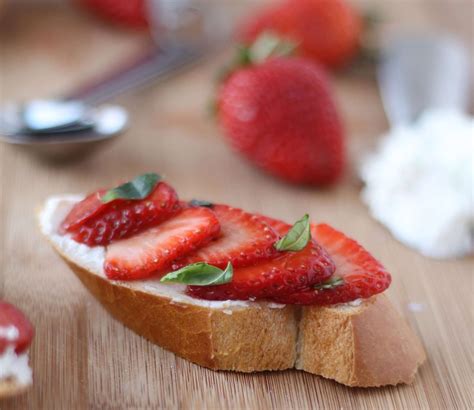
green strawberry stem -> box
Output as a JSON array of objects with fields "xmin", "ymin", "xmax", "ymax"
[
  {"xmin": 218, "ymin": 31, "xmax": 297, "ymax": 82},
  {"xmin": 212, "ymin": 32, "xmax": 297, "ymax": 117},
  {"xmin": 247, "ymin": 31, "xmax": 297, "ymax": 64}
]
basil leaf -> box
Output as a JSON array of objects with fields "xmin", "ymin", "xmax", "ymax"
[
  {"xmin": 314, "ymin": 277, "xmax": 344, "ymax": 290},
  {"xmin": 189, "ymin": 199, "xmax": 214, "ymax": 208},
  {"xmin": 274, "ymin": 214, "xmax": 311, "ymax": 252},
  {"xmin": 101, "ymin": 173, "xmax": 161, "ymax": 203},
  {"xmin": 160, "ymin": 262, "xmax": 233, "ymax": 286}
]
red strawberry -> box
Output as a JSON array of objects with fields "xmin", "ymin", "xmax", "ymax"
[
  {"xmin": 0, "ymin": 301, "xmax": 34, "ymax": 354},
  {"xmin": 218, "ymin": 56, "xmax": 345, "ymax": 185},
  {"xmin": 105, "ymin": 207, "xmax": 220, "ymax": 280},
  {"xmin": 61, "ymin": 182, "xmax": 181, "ymax": 246},
  {"xmin": 77, "ymin": 0, "xmax": 149, "ymax": 28},
  {"xmin": 239, "ymin": 0, "xmax": 362, "ymax": 68},
  {"xmin": 173, "ymin": 204, "xmax": 278, "ymax": 270},
  {"xmin": 273, "ymin": 223, "xmax": 392, "ymax": 305},
  {"xmin": 186, "ymin": 238, "xmax": 335, "ymax": 301},
  {"xmin": 61, "ymin": 189, "xmax": 107, "ymax": 233},
  {"xmin": 256, "ymin": 214, "xmax": 292, "ymax": 236}
]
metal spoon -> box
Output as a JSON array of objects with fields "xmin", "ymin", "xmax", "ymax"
[
  {"xmin": 377, "ymin": 34, "xmax": 470, "ymax": 126},
  {"xmin": 0, "ymin": 0, "xmax": 235, "ymax": 157},
  {"xmin": 0, "ymin": 43, "xmax": 204, "ymax": 153}
]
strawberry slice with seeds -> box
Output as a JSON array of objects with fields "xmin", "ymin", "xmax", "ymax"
[
  {"xmin": 104, "ymin": 207, "xmax": 220, "ymax": 280},
  {"xmin": 186, "ymin": 238, "xmax": 335, "ymax": 301},
  {"xmin": 172, "ymin": 205, "xmax": 279, "ymax": 270},
  {"xmin": 61, "ymin": 182, "xmax": 181, "ymax": 246},
  {"xmin": 256, "ymin": 214, "xmax": 292, "ymax": 236},
  {"xmin": 61, "ymin": 189, "xmax": 107, "ymax": 232},
  {"xmin": 0, "ymin": 301, "xmax": 35, "ymax": 354},
  {"xmin": 272, "ymin": 223, "xmax": 392, "ymax": 305}
]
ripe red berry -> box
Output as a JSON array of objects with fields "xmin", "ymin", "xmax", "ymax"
[
  {"xmin": 218, "ymin": 57, "xmax": 345, "ymax": 185},
  {"xmin": 173, "ymin": 204, "xmax": 279, "ymax": 270},
  {"xmin": 105, "ymin": 207, "xmax": 221, "ymax": 280},
  {"xmin": 77, "ymin": 0, "xmax": 149, "ymax": 28},
  {"xmin": 0, "ymin": 301, "xmax": 35, "ymax": 354},
  {"xmin": 239, "ymin": 0, "xmax": 362, "ymax": 68},
  {"xmin": 61, "ymin": 182, "xmax": 181, "ymax": 246},
  {"xmin": 186, "ymin": 212, "xmax": 335, "ymax": 301},
  {"xmin": 272, "ymin": 223, "xmax": 392, "ymax": 305},
  {"xmin": 186, "ymin": 238, "xmax": 335, "ymax": 301}
]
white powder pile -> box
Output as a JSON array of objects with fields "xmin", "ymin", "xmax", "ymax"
[{"xmin": 361, "ymin": 109, "xmax": 473, "ymax": 259}]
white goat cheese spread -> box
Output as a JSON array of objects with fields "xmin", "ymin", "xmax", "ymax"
[{"xmin": 0, "ymin": 325, "xmax": 32, "ymax": 386}]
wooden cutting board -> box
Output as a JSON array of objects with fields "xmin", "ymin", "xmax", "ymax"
[{"xmin": 0, "ymin": 2, "xmax": 472, "ymax": 409}]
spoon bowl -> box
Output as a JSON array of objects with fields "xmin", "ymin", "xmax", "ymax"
[{"xmin": 0, "ymin": 101, "xmax": 129, "ymax": 158}]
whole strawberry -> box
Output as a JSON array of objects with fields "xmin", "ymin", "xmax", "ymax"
[
  {"xmin": 217, "ymin": 35, "xmax": 345, "ymax": 185},
  {"xmin": 239, "ymin": 0, "xmax": 361, "ymax": 68},
  {"xmin": 77, "ymin": 0, "xmax": 149, "ymax": 28}
]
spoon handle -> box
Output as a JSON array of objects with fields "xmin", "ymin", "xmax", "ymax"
[{"xmin": 65, "ymin": 45, "xmax": 203, "ymax": 106}]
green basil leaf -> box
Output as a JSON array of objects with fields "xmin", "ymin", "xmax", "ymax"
[
  {"xmin": 314, "ymin": 277, "xmax": 344, "ymax": 290},
  {"xmin": 274, "ymin": 214, "xmax": 311, "ymax": 252},
  {"xmin": 189, "ymin": 199, "xmax": 214, "ymax": 208},
  {"xmin": 101, "ymin": 173, "xmax": 161, "ymax": 203},
  {"xmin": 160, "ymin": 262, "xmax": 233, "ymax": 286}
]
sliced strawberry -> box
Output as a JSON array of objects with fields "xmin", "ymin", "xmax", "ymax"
[
  {"xmin": 0, "ymin": 301, "xmax": 35, "ymax": 354},
  {"xmin": 186, "ymin": 238, "xmax": 335, "ymax": 301},
  {"xmin": 272, "ymin": 224, "xmax": 392, "ymax": 305},
  {"xmin": 256, "ymin": 214, "xmax": 292, "ymax": 236},
  {"xmin": 61, "ymin": 182, "xmax": 181, "ymax": 246},
  {"xmin": 172, "ymin": 205, "xmax": 279, "ymax": 270},
  {"xmin": 60, "ymin": 189, "xmax": 107, "ymax": 232},
  {"xmin": 104, "ymin": 207, "xmax": 220, "ymax": 280}
]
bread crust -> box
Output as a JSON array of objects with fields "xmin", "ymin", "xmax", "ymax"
[
  {"xmin": 63, "ymin": 257, "xmax": 297, "ymax": 372},
  {"xmin": 0, "ymin": 379, "xmax": 29, "ymax": 399},
  {"xmin": 42, "ymin": 209, "xmax": 425, "ymax": 387},
  {"xmin": 297, "ymin": 295, "xmax": 426, "ymax": 386}
]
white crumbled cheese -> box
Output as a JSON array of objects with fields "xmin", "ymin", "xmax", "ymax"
[
  {"xmin": 347, "ymin": 299, "xmax": 362, "ymax": 307},
  {"xmin": 0, "ymin": 346, "xmax": 32, "ymax": 386},
  {"xmin": 0, "ymin": 325, "xmax": 19, "ymax": 342},
  {"xmin": 39, "ymin": 196, "xmax": 286, "ymax": 311},
  {"xmin": 361, "ymin": 109, "xmax": 474, "ymax": 259}
]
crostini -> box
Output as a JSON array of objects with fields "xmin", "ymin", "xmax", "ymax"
[{"xmin": 39, "ymin": 173, "xmax": 425, "ymax": 387}]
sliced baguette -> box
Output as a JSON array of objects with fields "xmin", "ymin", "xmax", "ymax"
[
  {"xmin": 0, "ymin": 350, "xmax": 32, "ymax": 399},
  {"xmin": 39, "ymin": 195, "xmax": 426, "ymax": 387},
  {"xmin": 0, "ymin": 379, "xmax": 30, "ymax": 399},
  {"xmin": 297, "ymin": 296, "xmax": 426, "ymax": 386}
]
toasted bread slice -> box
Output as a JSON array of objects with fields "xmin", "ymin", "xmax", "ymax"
[
  {"xmin": 0, "ymin": 348, "xmax": 32, "ymax": 399},
  {"xmin": 0, "ymin": 379, "xmax": 30, "ymax": 399},
  {"xmin": 39, "ymin": 195, "xmax": 426, "ymax": 387}
]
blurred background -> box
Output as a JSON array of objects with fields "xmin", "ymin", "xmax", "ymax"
[
  {"xmin": 0, "ymin": 0, "xmax": 473, "ymax": 407},
  {"xmin": 0, "ymin": 0, "xmax": 472, "ymax": 257}
]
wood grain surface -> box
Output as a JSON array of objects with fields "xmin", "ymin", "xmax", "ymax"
[{"xmin": 0, "ymin": 1, "xmax": 473, "ymax": 409}]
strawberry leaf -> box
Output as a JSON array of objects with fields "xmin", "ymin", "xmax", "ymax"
[
  {"xmin": 248, "ymin": 31, "xmax": 297, "ymax": 64},
  {"xmin": 274, "ymin": 214, "xmax": 311, "ymax": 252},
  {"xmin": 314, "ymin": 276, "xmax": 344, "ymax": 290},
  {"xmin": 160, "ymin": 262, "xmax": 233, "ymax": 286},
  {"xmin": 101, "ymin": 173, "xmax": 161, "ymax": 203},
  {"xmin": 217, "ymin": 32, "xmax": 296, "ymax": 82}
]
